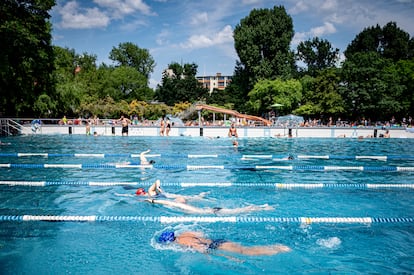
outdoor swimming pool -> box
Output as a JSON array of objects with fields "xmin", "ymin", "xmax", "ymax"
[{"xmin": 0, "ymin": 135, "xmax": 413, "ymax": 274}]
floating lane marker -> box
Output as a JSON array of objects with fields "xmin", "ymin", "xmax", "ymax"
[
  {"xmin": 160, "ymin": 216, "xmax": 238, "ymax": 223},
  {"xmin": 367, "ymin": 184, "xmax": 414, "ymax": 189},
  {"xmin": 256, "ymin": 165, "xmax": 293, "ymax": 170},
  {"xmin": 89, "ymin": 182, "xmax": 139, "ymax": 186},
  {"xmin": 74, "ymin": 153, "xmax": 105, "ymax": 158},
  {"xmin": 242, "ymin": 155, "xmax": 273, "ymax": 159},
  {"xmin": 276, "ymin": 183, "xmax": 324, "ymax": 189},
  {"xmin": 1, "ymin": 181, "xmax": 414, "ymax": 189},
  {"xmin": 356, "ymin": 156, "xmax": 387, "ymax": 161},
  {"xmin": 324, "ymin": 166, "xmax": 363, "ymax": 171},
  {"xmin": 0, "ymin": 215, "xmax": 412, "ymax": 224},
  {"xmin": 188, "ymin": 154, "xmax": 218, "ymax": 158},
  {"xmin": 397, "ymin": 167, "xmax": 414, "ymax": 172},
  {"xmin": 0, "ymin": 181, "xmax": 46, "ymax": 186},
  {"xmin": 17, "ymin": 153, "xmax": 49, "ymax": 157},
  {"xmin": 187, "ymin": 165, "xmax": 224, "ymax": 170},
  {"xmin": 180, "ymin": 182, "xmax": 233, "ymax": 187},
  {"xmin": 297, "ymin": 155, "xmax": 329, "ymax": 159},
  {"xmin": 44, "ymin": 164, "xmax": 82, "ymax": 168}
]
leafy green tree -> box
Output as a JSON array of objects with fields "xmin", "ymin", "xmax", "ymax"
[
  {"xmin": 296, "ymin": 37, "xmax": 339, "ymax": 76},
  {"xmin": 340, "ymin": 52, "xmax": 405, "ymax": 120},
  {"xmin": 247, "ymin": 78, "xmax": 302, "ymax": 116},
  {"xmin": 109, "ymin": 42, "xmax": 155, "ymax": 80},
  {"xmin": 155, "ymin": 62, "xmax": 208, "ymax": 106},
  {"xmin": 345, "ymin": 22, "xmax": 412, "ymax": 62},
  {"xmin": 233, "ymin": 6, "xmax": 295, "ymax": 81},
  {"xmin": 0, "ymin": 0, "xmax": 56, "ymax": 116}
]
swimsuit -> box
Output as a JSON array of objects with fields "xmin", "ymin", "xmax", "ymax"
[
  {"xmin": 122, "ymin": 126, "xmax": 128, "ymax": 133},
  {"xmin": 207, "ymin": 239, "xmax": 227, "ymax": 251}
]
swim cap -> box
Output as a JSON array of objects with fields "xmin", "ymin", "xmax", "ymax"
[
  {"xmin": 135, "ymin": 188, "xmax": 146, "ymax": 196},
  {"xmin": 149, "ymin": 160, "xmax": 155, "ymax": 164},
  {"xmin": 158, "ymin": 231, "xmax": 175, "ymax": 243}
]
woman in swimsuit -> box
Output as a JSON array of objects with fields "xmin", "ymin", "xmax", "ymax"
[
  {"xmin": 145, "ymin": 197, "xmax": 274, "ymax": 215},
  {"xmin": 158, "ymin": 231, "xmax": 291, "ymax": 255}
]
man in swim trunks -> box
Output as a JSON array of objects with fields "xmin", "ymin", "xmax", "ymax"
[
  {"xmin": 228, "ymin": 123, "xmax": 238, "ymax": 138},
  {"xmin": 157, "ymin": 231, "xmax": 291, "ymax": 255},
  {"xmin": 118, "ymin": 115, "xmax": 131, "ymax": 136}
]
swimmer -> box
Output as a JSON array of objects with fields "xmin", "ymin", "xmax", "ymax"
[
  {"xmin": 135, "ymin": 179, "xmax": 163, "ymax": 197},
  {"xmin": 133, "ymin": 180, "xmax": 209, "ymax": 201},
  {"xmin": 146, "ymin": 198, "xmax": 274, "ymax": 215},
  {"xmin": 140, "ymin": 149, "xmax": 155, "ymax": 165},
  {"xmin": 157, "ymin": 231, "xmax": 291, "ymax": 256},
  {"xmin": 232, "ymin": 140, "xmax": 239, "ymax": 147}
]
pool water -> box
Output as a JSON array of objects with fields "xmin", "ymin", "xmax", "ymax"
[{"xmin": 0, "ymin": 135, "xmax": 413, "ymax": 274}]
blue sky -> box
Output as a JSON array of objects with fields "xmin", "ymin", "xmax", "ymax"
[{"xmin": 50, "ymin": 0, "xmax": 414, "ymax": 88}]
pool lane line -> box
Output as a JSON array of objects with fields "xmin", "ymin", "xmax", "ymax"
[
  {"xmin": 1, "ymin": 181, "xmax": 413, "ymax": 189},
  {"xmin": 2, "ymin": 163, "xmax": 414, "ymax": 171},
  {"xmin": 2, "ymin": 153, "xmax": 414, "ymax": 161},
  {"xmin": 0, "ymin": 215, "xmax": 413, "ymax": 224}
]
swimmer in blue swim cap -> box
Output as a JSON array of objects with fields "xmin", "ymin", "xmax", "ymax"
[
  {"xmin": 158, "ymin": 231, "xmax": 176, "ymax": 243},
  {"xmin": 157, "ymin": 231, "xmax": 291, "ymax": 255}
]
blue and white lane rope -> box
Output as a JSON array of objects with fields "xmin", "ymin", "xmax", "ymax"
[
  {"xmin": 0, "ymin": 215, "xmax": 413, "ymax": 224},
  {"xmin": 1, "ymin": 181, "xmax": 414, "ymax": 189},
  {"xmin": 2, "ymin": 163, "xmax": 414, "ymax": 171},
  {"xmin": 2, "ymin": 153, "xmax": 414, "ymax": 161}
]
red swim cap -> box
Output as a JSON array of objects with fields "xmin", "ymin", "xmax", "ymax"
[{"xmin": 135, "ymin": 188, "xmax": 146, "ymax": 196}]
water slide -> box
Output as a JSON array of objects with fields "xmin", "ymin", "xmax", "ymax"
[{"xmin": 195, "ymin": 104, "xmax": 272, "ymax": 126}]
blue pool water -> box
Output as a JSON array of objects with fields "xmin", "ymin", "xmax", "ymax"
[{"xmin": 0, "ymin": 135, "xmax": 413, "ymax": 274}]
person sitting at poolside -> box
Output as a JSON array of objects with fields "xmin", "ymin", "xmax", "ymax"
[
  {"xmin": 157, "ymin": 231, "xmax": 291, "ymax": 256},
  {"xmin": 140, "ymin": 149, "xmax": 155, "ymax": 165},
  {"xmin": 145, "ymin": 196, "xmax": 274, "ymax": 215}
]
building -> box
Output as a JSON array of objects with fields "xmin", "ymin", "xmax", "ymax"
[{"xmin": 196, "ymin": 73, "xmax": 232, "ymax": 93}]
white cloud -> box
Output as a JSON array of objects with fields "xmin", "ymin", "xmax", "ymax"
[
  {"xmin": 59, "ymin": 1, "xmax": 110, "ymax": 29},
  {"xmin": 310, "ymin": 22, "xmax": 336, "ymax": 36},
  {"xmin": 320, "ymin": 0, "xmax": 338, "ymax": 11},
  {"xmin": 190, "ymin": 12, "xmax": 208, "ymax": 25},
  {"xmin": 292, "ymin": 22, "xmax": 337, "ymax": 46},
  {"xmin": 180, "ymin": 25, "xmax": 233, "ymax": 49},
  {"xmin": 156, "ymin": 29, "xmax": 171, "ymax": 46},
  {"xmin": 288, "ymin": 1, "xmax": 309, "ymax": 15},
  {"xmin": 93, "ymin": 0, "xmax": 153, "ymax": 17}
]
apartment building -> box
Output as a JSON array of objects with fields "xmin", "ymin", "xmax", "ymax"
[{"xmin": 196, "ymin": 73, "xmax": 232, "ymax": 93}]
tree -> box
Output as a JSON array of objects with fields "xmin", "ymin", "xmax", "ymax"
[
  {"xmin": 0, "ymin": 0, "xmax": 56, "ymax": 116},
  {"xmin": 155, "ymin": 62, "xmax": 208, "ymax": 106},
  {"xmin": 246, "ymin": 78, "xmax": 302, "ymax": 116},
  {"xmin": 345, "ymin": 22, "xmax": 413, "ymax": 62},
  {"xmin": 296, "ymin": 37, "xmax": 339, "ymax": 76},
  {"xmin": 340, "ymin": 52, "xmax": 405, "ymax": 120},
  {"xmin": 233, "ymin": 5, "xmax": 295, "ymax": 82},
  {"xmin": 109, "ymin": 42, "xmax": 155, "ymax": 80}
]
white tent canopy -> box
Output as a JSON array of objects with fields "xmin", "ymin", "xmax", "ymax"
[{"xmin": 275, "ymin": 114, "xmax": 304, "ymax": 127}]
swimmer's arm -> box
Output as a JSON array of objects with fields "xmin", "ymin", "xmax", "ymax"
[{"xmin": 146, "ymin": 199, "xmax": 208, "ymax": 214}]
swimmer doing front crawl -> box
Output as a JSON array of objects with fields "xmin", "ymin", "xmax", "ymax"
[{"xmin": 157, "ymin": 231, "xmax": 291, "ymax": 256}]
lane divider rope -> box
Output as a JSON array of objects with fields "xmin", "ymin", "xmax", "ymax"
[
  {"xmin": 1, "ymin": 180, "xmax": 414, "ymax": 189},
  {"xmin": 0, "ymin": 215, "xmax": 413, "ymax": 224},
  {"xmin": 2, "ymin": 153, "xmax": 414, "ymax": 161},
  {"xmin": 1, "ymin": 163, "xmax": 414, "ymax": 171}
]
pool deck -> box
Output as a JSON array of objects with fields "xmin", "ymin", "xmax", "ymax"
[{"xmin": 22, "ymin": 124, "xmax": 414, "ymax": 138}]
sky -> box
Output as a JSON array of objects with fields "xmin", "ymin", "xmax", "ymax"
[{"xmin": 50, "ymin": 0, "xmax": 414, "ymax": 88}]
